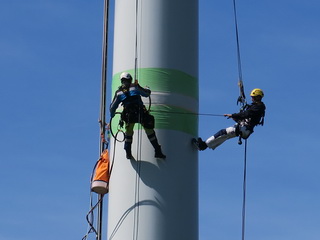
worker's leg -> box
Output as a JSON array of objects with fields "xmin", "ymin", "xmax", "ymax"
[
  {"xmin": 144, "ymin": 128, "xmax": 166, "ymax": 159},
  {"xmin": 124, "ymin": 123, "xmax": 135, "ymax": 159},
  {"xmin": 238, "ymin": 125, "xmax": 252, "ymax": 139},
  {"xmin": 205, "ymin": 126, "xmax": 237, "ymax": 150}
]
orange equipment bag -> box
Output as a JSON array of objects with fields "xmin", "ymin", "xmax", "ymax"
[{"xmin": 91, "ymin": 149, "xmax": 110, "ymax": 194}]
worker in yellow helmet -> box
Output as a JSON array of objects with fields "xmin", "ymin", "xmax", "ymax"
[{"xmin": 193, "ymin": 88, "xmax": 266, "ymax": 151}]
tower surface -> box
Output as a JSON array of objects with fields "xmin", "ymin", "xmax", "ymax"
[{"xmin": 108, "ymin": 0, "xmax": 199, "ymax": 239}]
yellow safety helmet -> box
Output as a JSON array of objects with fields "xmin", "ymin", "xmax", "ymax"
[{"xmin": 250, "ymin": 88, "xmax": 264, "ymax": 98}]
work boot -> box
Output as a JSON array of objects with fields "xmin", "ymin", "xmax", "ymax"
[
  {"xmin": 192, "ymin": 138, "xmax": 208, "ymax": 151},
  {"xmin": 125, "ymin": 149, "xmax": 133, "ymax": 159},
  {"xmin": 155, "ymin": 146, "xmax": 166, "ymax": 159}
]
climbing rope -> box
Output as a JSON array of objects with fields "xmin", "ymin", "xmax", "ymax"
[
  {"xmin": 82, "ymin": 0, "xmax": 110, "ymax": 239},
  {"xmin": 82, "ymin": 192, "xmax": 101, "ymax": 240},
  {"xmin": 241, "ymin": 140, "xmax": 248, "ymax": 240},
  {"xmin": 82, "ymin": 154, "xmax": 105, "ymax": 240},
  {"xmin": 150, "ymin": 109, "xmax": 224, "ymax": 117},
  {"xmin": 133, "ymin": 1, "xmax": 142, "ymax": 239},
  {"xmin": 134, "ymin": 0, "xmax": 139, "ymax": 81},
  {"xmin": 109, "ymin": 112, "xmax": 126, "ymax": 142},
  {"xmin": 232, "ymin": 0, "xmax": 246, "ymax": 107},
  {"xmin": 232, "ymin": 1, "xmax": 249, "ymax": 240},
  {"xmin": 95, "ymin": 0, "xmax": 111, "ymax": 239},
  {"xmin": 82, "ymin": 131, "xmax": 118, "ymax": 240},
  {"xmin": 133, "ymin": 113, "xmax": 143, "ymax": 240}
]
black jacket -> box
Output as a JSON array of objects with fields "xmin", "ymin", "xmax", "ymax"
[
  {"xmin": 110, "ymin": 84, "xmax": 151, "ymax": 117},
  {"xmin": 231, "ymin": 102, "xmax": 266, "ymax": 131}
]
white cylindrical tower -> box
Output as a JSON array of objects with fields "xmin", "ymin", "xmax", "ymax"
[{"xmin": 108, "ymin": 0, "xmax": 198, "ymax": 239}]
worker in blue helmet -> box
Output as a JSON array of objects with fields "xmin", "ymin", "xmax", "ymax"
[
  {"xmin": 110, "ymin": 72, "xmax": 166, "ymax": 159},
  {"xmin": 193, "ymin": 88, "xmax": 266, "ymax": 151}
]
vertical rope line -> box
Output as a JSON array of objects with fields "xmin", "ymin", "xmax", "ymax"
[
  {"xmin": 133, "ymin": 113, "xmax": 142, "ymax": 240},
  {"xmin": 134, "ymin": 115, "xmax": 142, "ymax": 240},
  {"xmin": 134, "ymin": 0, "xmax": 139, "ymax": 81},
  {"xmin": 133, "ymin": 113, "xmax": 143, "ymax": 240},
  {"xmin": 232, "ymin": 4, "xmax": 248, "ymax": 237},
  {"xmin": 132, "ymin": 0, "xmax": 141, "ymax": 239},
  {"xmin": 232, "ymin": 0, "xmax": 243, "ymax": 81},
  {"xmin": 97, "ymin": 0, "xmax": 110, "ymax": 240},
  {"xmin": 232, "ymin": 0, "xmax": 247, "ymax": 106},
  {"xmin": 241, "ymin": 139, "xmax": 248, "ymax": 240}
]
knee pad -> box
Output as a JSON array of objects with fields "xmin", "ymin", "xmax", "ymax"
[
  {"xmin": 142, "ymin": 113, "xmax": 155, "ymax": 129},
  {"xmin": 226, "ymin": 126, "xmax": 236, "ymax": 134}
]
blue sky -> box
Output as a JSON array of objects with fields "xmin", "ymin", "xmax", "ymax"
[{"xmin": 1, "ymin": 1, "xmax": 320, "ymax": 240}]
